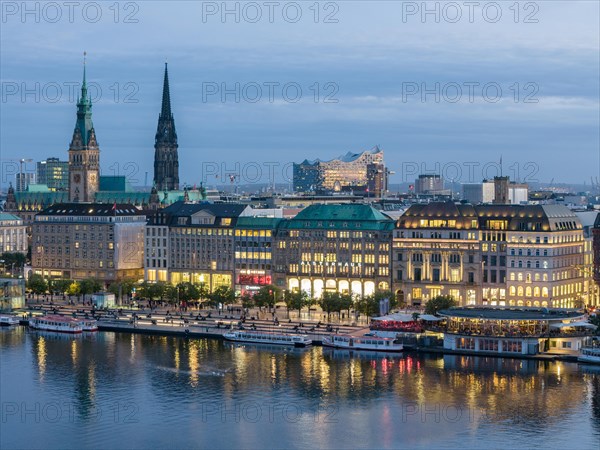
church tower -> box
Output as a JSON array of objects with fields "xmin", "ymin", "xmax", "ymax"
[
  {"xmin": 68, "ymin": 53, "xmax": 100, "ymax": 202},
  {"xmin": 153, "ymin": 63, "xmax": 179, "ymax": 191}
]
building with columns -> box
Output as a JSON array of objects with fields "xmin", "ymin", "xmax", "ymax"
[
  {"xmin": 393, "ymin": 202, "xmax": 586, "ymax": 309},
  {"xmin": 272, "ymin": 204, "xmax": 394, "ymax": 298},
  {"xmin": 0, "ymin": 212, "xmax": 28, "ymax": 254}
]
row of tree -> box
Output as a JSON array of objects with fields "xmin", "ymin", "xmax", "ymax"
[
  {"xmin": 27, "ymin": 275, "xmax": 102, "ymax": 301},
  {"xmin": 25, "ymin": 274, "xmax": 459, "ymax": 318}
]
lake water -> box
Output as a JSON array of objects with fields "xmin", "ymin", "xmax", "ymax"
[{"xmin": 1, "ymin": 327, "xmax": 599, "ymax": 449}]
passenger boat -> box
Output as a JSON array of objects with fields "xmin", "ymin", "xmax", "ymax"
[
  {"xmin": 322, "ymin": 334, "xmax": 404, "ymax": 352},
  {"xmin": 0, "ymin": 315, "xmax": 20, "ymax": 326},
  {"xmin": 29, "ymin": 315, "xmax": 83, "ymax": 334},
  {"xmin": 76, "ymin": 319, "xmax": 99, "ymax": 331},
  {"xmin": 578, "ymin": 347, "xmax": 600, "ymax": 365},
  {"xmin": 223, "ymin": 330, "xmax": 312, "ymax": 347}
]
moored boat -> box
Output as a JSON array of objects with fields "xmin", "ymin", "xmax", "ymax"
[
  {"xmin": 322, "ymin": 334, "xmax": 404, "ymax": 352},
  {"xmin": 0, "ymin": 315, "xmax": 20, "ymax": 326},
  {"xmin": 578, "ymin": 347, "xmax": 600, "ymax": 365},
  {"xmin": 223, "ymin": 330, "xmax": 312, "ymax": 347},
  {"xmin": 29, "ymin": 315, "xmax": 83, "ymax": 334},
  {"xmin": 76, "ymin": 318, "xmax": 99, "ymax": 331}
]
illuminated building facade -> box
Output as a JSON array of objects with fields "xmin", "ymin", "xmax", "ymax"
[
  {"xmin": 0, "ymin": 212, "xmax": 28, "ymax": 254},
  {"xmin": 144, "ymin": 202, "xmax": 251, "ymax": 289},
  {"xmin": 293, "ymin": 147, "xmax": 387, "ymax": 196},
  {"xmin": 393, "ymin": 202, "xmax": 586, "ymax": 308},
  {"xmin": 37, "ymin": 158, "xmax": 69, "ymax": 191},
  {"xmin": 273, "ymin": 204, "xmax": 394, "ymax": 298},
  {"xmin": 594, "ymin": 214, "xmax": 600, "ymax": 294},
  {"xmin": 438, "ymin": 307, "xmax": 595, "ymax": 356},
  {"xmin": 234, "ymin": 217, "xmax": 282, "ymax": 295},
  {"xmin": 32, "ymin": 203, "xmax": 146, "ymax": 282}
]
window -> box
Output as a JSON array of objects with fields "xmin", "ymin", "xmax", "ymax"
[
  {"xmin": 456, "ymin": 338, "xmax": 475, "ymax": 350},
  {"xmin": 414, "ymin": 268, "xmax": 422, "ymax": 281}
]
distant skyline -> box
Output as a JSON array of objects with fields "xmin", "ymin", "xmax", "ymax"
[{"xmin": 1, "ymin": 1, "xmax": 599, "ymax": 189}]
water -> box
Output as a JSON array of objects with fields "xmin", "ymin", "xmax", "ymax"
[{"xmin": 1, "ymin": 327, "xmax": 599, "ymax": 449}]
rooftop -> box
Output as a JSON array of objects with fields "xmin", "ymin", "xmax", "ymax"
[
  {"xmin": 38, "ymin": 203, "xmax": 144, "ymax": 217},
  {"xmin": 297, "ymin": 146, "xmax": 383, "ymax": 166},
  {"xmin": 398, "ymin": 202, "xmax": 582, "ymax": 232},
  {"xmin": 0, "ymin": 213, "xmax": 22, "ymax": 222},
  {"xmin": 438, "ymin": 306, "xmax": 585, "ymax": 321}
]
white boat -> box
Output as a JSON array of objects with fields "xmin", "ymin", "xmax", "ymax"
[
  {"xmin": 29, "ymin": 315, "xmax": 83, "ymax": 334},
  {"xmin": 322, "ymin": 334, "xmax": 404, "ymax": 352},
  {"xmin": 578, "ymin": 347, "xmax": 600, "ymax": 365},
  {"xmin": 0, "ymin": 315, "xmax": 20, "ymax": 326},
  {"xmin": 223, "ymin": 330, "xmax": 312, "ymax": 347},
  {"xmin": 76, "ymin": 319, "xmax": 98, "ymax": 332}
]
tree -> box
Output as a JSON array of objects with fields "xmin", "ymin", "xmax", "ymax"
[
  {"xmin": 210, "ymin": 286, "xmax": 235, "ymax": 308},
  {"xmin": 109, "ymin": 279, "xmax": 137, "ymax": 304},
  {"xmin": 164, "ymin": 284, "xmax": 179, "ymax": 305},
  {"xmin": 50, "ymin": 279, "xmax": 72, "ymax": 295},
  {"xmin": 136, "ymin": 281, "xmax": 167, "ymax": 303},
  {"xmin": 253, "ymin": 285, "xmax": 281, "ymax": 311},
  {"xmin": 240, "ymin": 293, "xmax": 254, "ymax": 310},
  {"xmin": 339, "ymin": 293, "xmax": 354, "ymax": 318},
  {"xmin": 176, "ymin": 282, "xmax": 200, "ymax": 304},
  {"xmin": 66, "ymin": 281, "xmax": 81, "ymax": 297},
  {"xmin": 356, "ymin": 295, "xmax": 380, "ymax": 321},
  {"xmin": 424, "ymin": 295, "xmax": 457, "ymax": 316},
  {"xmin": 79, "ymin": 279, "xmax": 102, "ymax": 302},
  {"xmin": 319, "ymin": 291, "xmax": 341, "ymax": 320},
  {"xmin": 27, "ymin": 274, "xmax": 47, "ymax": 298},
  {"xmin": 589, "ymin": 313, "xmax": 600, "ymax": 335},
  {"xmin": 285, "ymin": 290, "xmax": 309, "ymax": 318},
  {"xmin": 0, "ymin": 252, "xmax": 26, "ymax": 275}
]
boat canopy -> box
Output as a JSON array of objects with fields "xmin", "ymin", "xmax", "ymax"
[
  {"xmin": 371, "ymin": 313, "xmax": 415, "ymax": 322},
  {"xmin": 550, "ymin": 321, "xmax": 597, "ymax": 329},
  {"xmin": 418, "ymin": 314, "xmax": 444, "ymax": 321}
]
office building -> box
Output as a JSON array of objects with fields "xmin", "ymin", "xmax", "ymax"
[
  {"xmin": 393, "ymin": 202, "xmax": 586, "ymax": 309},
  {"xmin": 32, "ymin": 203, "xmax": 146, "ymax": 282},
  {"xmin": 37, "ymin": 158, "xmax": 69, "ymax": 191},
  {"xmin": 272, "ymin": 204, "xmax": 394, "ymax": 297}
]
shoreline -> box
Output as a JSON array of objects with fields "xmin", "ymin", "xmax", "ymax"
[{"xmin": 11, "ymin": 318, "xmax": 582, "ymax": 363}]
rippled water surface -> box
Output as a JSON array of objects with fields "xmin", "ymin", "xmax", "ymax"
[{"xmin": 1, "ymin": 327, "xmax": 599, "ymax": 449}]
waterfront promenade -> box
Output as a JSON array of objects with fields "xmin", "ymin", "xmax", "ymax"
[{"xmin": 17, "ymin": 297, "xmax": 370, "ymax": 343}]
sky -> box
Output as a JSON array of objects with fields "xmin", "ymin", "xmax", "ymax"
[{"xmin": 1, "ymin": 1, "xmax": 599, "ymax": 190}]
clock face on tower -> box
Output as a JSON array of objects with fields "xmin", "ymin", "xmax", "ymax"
[{"xmin": 74, "ymin": 174, "xmax": 81, "ymax": 183}]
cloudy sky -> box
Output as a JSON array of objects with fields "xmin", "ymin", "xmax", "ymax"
[{"xmin": 1, "ymin": 1, "xmax": 598, "ymax": 189}]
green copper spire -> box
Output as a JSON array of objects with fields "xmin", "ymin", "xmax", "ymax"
[{"xmin": 76, "ymin": 51, "xmax": 93, "ymax": 146}]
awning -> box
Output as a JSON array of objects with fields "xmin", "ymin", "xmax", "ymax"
[
  {"xmin": 419, "ymin": 314, "xmax": 444, "ymax": 321},
  {"xmin": 372, "ymin": 313, "xmax": 416, "ymax": 322},
  {"xmin": 550, "ymin": 321, "xmax": 597, "ymax": 329}
]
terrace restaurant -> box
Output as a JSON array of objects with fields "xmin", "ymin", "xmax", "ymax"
[{"xmin": 437, "ymin": 307, "xmax": 597, "ymax": 356}]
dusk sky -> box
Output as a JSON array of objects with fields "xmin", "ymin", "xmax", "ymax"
[{"xmin": 1, "ymin": 1, "xmax": 599, "ymax": 189}]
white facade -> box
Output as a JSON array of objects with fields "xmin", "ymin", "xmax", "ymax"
[{"xmin": 0, "ymin": 213, "xmax": 28, "ymax": 254}]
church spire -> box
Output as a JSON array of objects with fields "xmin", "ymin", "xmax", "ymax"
[
  {"xmin": 161, "ymin": 62, "xmax": 172, "ymax": 118},
  {"xmin": 154, "ymin": 62, "xmax": 179, "ymax": 191}
]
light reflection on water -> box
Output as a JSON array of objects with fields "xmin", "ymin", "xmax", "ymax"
[{"xmin": 1, "ymin": 327, "xmax": 599, "ymax": 449}]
